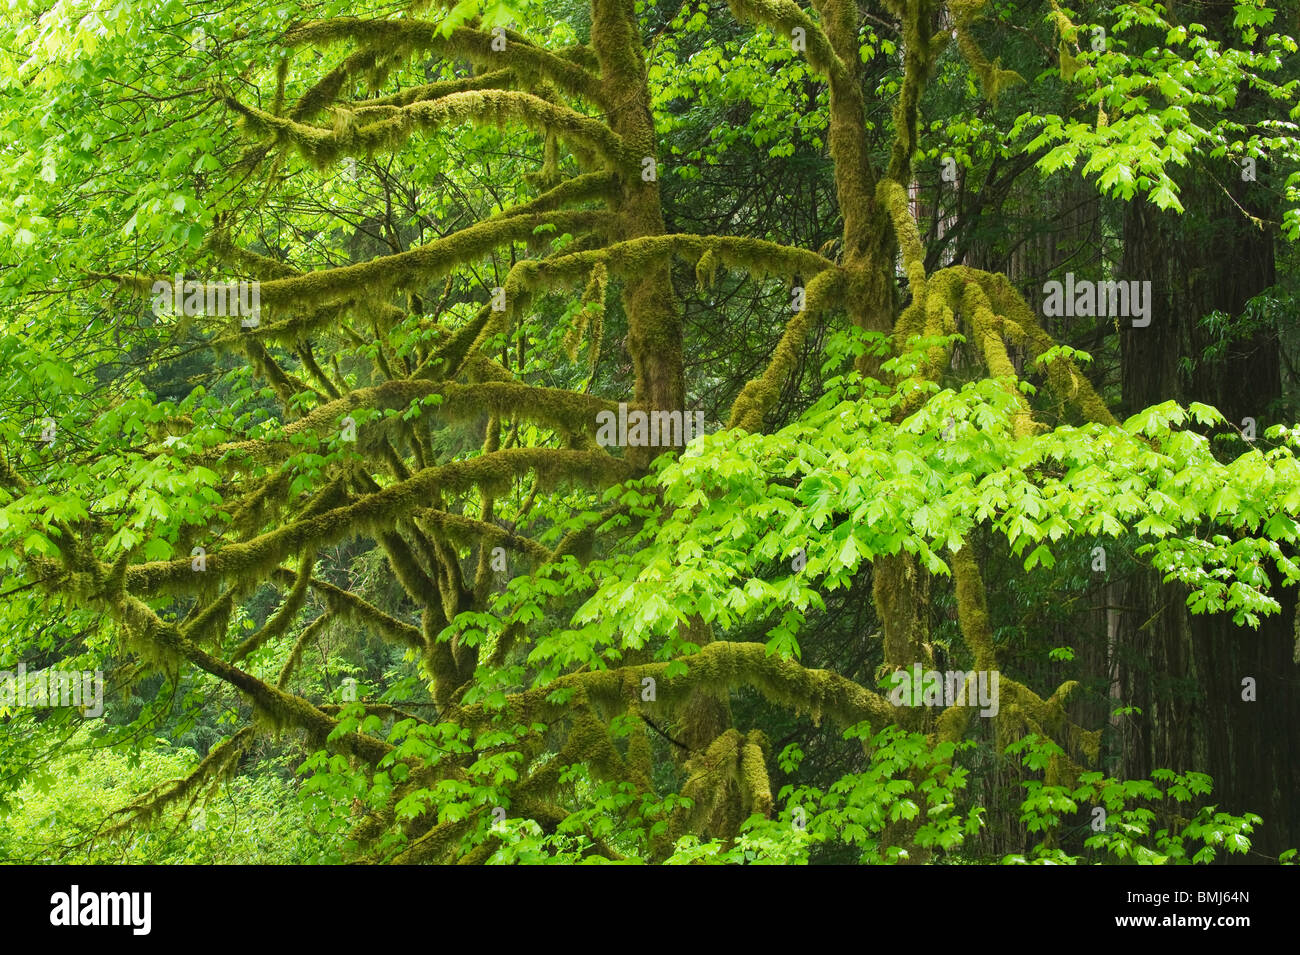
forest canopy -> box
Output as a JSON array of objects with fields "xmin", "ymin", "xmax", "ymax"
[{"xmin": 0, "ymin": 0, "xmax": 1298, "ymax": 865}]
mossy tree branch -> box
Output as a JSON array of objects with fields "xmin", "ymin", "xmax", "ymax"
[{"xmin": 282, "ymin": 19, "xmax": 609, "ymax": 108}]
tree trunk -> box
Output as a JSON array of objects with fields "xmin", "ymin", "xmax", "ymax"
[{"xmin": 1118, "ymin": 166, "xmax": 1299, "ymax": 857}]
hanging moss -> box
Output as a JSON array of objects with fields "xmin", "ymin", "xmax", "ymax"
[
  {"xmin": 206, "ymin": 230, "xmax": 300, "ymax": 280},
  {"xmin": 676, "ymin": 727, "xmax": 748, "ymax": 841},
  {"xmin": 225, "ymin": 470, "xmax": 299, "ymax": 541},
  {"xmin": 694, "ymin": 247, "xmax": 719, "ymax": 291},
  {"xmin": 271, "ymin": 567, "xmax": 424, "ymax": 649},
  {"xmin": 103, "ymin": 727, "xmax": 257, "ymax": 835},
  {"xmin": 231, "ymin": 551, "xmax": 315, "ymax": 664},
  {"xmin": 729, "ymin": 268, "xmax": 844, "ymax": 431},
  {"xmin": 276, "ymin": 613, "xmax": 333, "ymax": 689},
  {"xmin": 284, "ymin": 19, "xmax": 609, "ymax": 107},
  {"xmin": 223, "ymin": 89, "xmax": 636, "ymax": 173},
  {"xmin": 1058, "ymin": 41, "xmax": 1080, "ymax": 82},
  {"xmin": 739, "ymin": 729, "xmax": 774, "ymax": 818},
  {"xmin": 1046, "ymin": 0, "xmax": 1081, "ymax": 45},
  {"xmin": 238, "ymin": 336, "xmax": 320, "ymax": 412},
  {"xmin": 724, "ymin": 0, "xmax": 845, "ymax": 83},
  {"xmin": 125, "ymin": 448, "xmax": 632, "ymax": 596},
  {"xmin": 948, "ymin": 0, "xmax": 1025, "ymax": 106},
  {"xmin": 564, "ymin": 261, "xmax": 607, "ymax": 362},
  {"xmin": 271, "ymin": 55, "xmax": 290, "ymax": 116}
]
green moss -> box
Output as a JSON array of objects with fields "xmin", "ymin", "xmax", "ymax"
[
  {"xmin": 729, "ymin": 268, "xmax": 844, "ymax": 431},
  {"xmin": 271, "ymin": 568, "xmax": 423, "ymax": 649},
  {"xmin": 949, "ymin": 0, "xmax": 1024, "ymax": 105},
  {"xmin": 739, "ymin": 729, "xmax": 773, "ymax": 817},
  {"xmin": 231, "ymin": 551, "xmax": 315, "ymax": 664},
  {"xmin": 103, "ymin": 727, "xmax": 257, "ymax": 835},
  {"xmin": 283, "ymin": 19, "xmax": 609, "ymax": 107},
  {"xmin": 224, "ymin": 88, "xmax": 636, "ymax": 173},
  {"xmin": 878, "ymin": 177, "xmax": 927, "ymax": 298},
  {"xmin": 725, "ymin": 0, "xmax": 845, "ymax": 82},
  {"xmin": 276, "ymin": 613, "xmax": 332, "ymax": 689}
]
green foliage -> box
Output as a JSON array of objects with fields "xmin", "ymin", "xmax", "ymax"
[
  {"xmin": 0, "ymin": 727, "xmax": 316, "ymax": 863},
  {"xmin": 1013, "ymin": 0, "xmax": 1300, "ymax": 226},
  {"xmin": 0, "ymin": 0, "xmax": 1296, "ymax": 865}
]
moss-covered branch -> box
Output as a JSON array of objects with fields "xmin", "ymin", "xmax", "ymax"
[
  {"xmin": 949, "ymin": 0, "xmax": 1024, "ymax": 104},
  {"xmin": 960, "ymin": 269, "xmax": 1117, "ymax": 427},
  {"xmin": 449, "ymin": 640, "xmax": 898, "ymax": 732},
  {"xmin": 414, "ymin": 506, "xmax": 555, "ymax": 565},
  {"xmin": 239, "ymin": 210, "xmax": 607, "ymax": 311},
  {"xmin": 124, "ymin": 448, "xmax": 634, "ymax": 595},
  {"xmin": 223, "ymin": 88, "xmax": 635, "ymax": 172},
  {"xmin": 508, "ymin": 233, "xmax": 839, "ymax": 296},
  {"xmin": 198, "ymin": 379, "xmax": 620, "ymax": 468},
  {"xmin": 938, "ymin": 541, "xmax": 1101, "ymax": 777},
  {"xmin": 283, "ymin": 19, "xmax": 608, "ymax": 107},
  {"xmin": 878, "ymin": 177, "xmax": 927, "ymax": 301},
  {"xmin": 231, "ymin": 551, "xmax": 314, "ymax": 664},
  {"xmin": 885, "ymin": 0, "xmax": 945, "ymax": 183},
  {"xmin": 103, "ymin": 727, "xmax": 258, "ymax": 834},
  {"xmin": 277, "ymin": 613, "xmax": 333, "ymax": 689},
  {"xmin": 268, "ymin": 568, "xmax": 424, "ymax": 649},
  {"xmin": 728, "ymin": 267, "xmax": 845, "ymax": 431},
  {"xmin": 725, "ymin": 0, "xmax": 845, "ymax": 83}
]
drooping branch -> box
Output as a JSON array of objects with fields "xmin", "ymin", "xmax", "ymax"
[
  {"xmin": 103, "ymin": 727, "xmax": 258, "ymax": 834},
  {"xmin": 269, "ymin": 568, "xmax": 425, "ymax": 649},
  {"xmin": 948, "ymin": 0, "xmax": 1025, "ymax": 104},
  {"xmin": 231, "ymin": 551, "xmax": 315, "ymax": 664},
  {"xmin": 725, "ymin": 0, "xmax": 845, "ymax": 83},
  {"xmin": 282, "ymin": 19, "xmax": 609, "ymax": 108},
  {"xmin": 728, "ymin": 267, "xmax": 845, "ymax": 430},
  {"xmin": 119, "ymin": 595, "xmax": 392, "ymax": 762},
  {"xmin": 124, "ymin": 447, "xmax": 635, "ymax": 596},
  {"xmin": 197, "ymin": 379, "xmax": 620, "ymax": 469},
  {"xmin": 45, "ymin": 538, "xmax": 396, "ymax": 766},
  {"xmin": 448, "ymin": 640, "xmax": 898, "ymax": 732},
  {"xmin": 939, "ymin": 542, "xmax": 1100, "ymax": 779},
  {"xmin": 222, "ymin": 88, "xmax": 636, "ymax": 172},
  {"xmin": 277, "ymin": 612, "xmax": 333, "ymax": 689}
]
